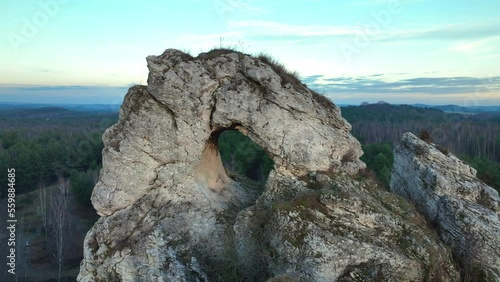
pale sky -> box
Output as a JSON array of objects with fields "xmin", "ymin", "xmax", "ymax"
[{"xmin": 1, "ymin": 0, "xmax": 499, "ymax": 105}]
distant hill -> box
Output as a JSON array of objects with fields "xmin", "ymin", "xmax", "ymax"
[
  {"xmin": 0, "ymin": 106, "xmax": 119, "ymax": 121},
  {"xmin": 350, "ymin": 102, "xmax": 500, "ymax": 114},
  {"xmin": 0, "ymin": 102, "xmax": 120, "ymax": 113},
  {"xmin": 343, "ymin": 103, "xmax": 500, "ymax": 124},
  {"xmin": 0, "ymin": 107, "xmax": 73, "ymax": 118},
  {"xmin": 342, "ymin": 103, "xmax": 457, "ymax": 123},
  {"xmin": 63, "ymin": 104, "xmax": 121, "ymax": 112},
  {"xmin": 411, "ymin": 104, "xmax": 500, "ymax": 114},
  {"xmin": 0, "ymin": 102, "xmax": 51, "ymax": 111}
]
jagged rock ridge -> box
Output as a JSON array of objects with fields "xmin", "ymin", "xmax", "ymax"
[
  {"xmin": 391, "ymin": 132, "xmax": 500, "ymax": 280},
  {"xmin": 78, "ymin": 49, "xmax": 460, "ymax": 281}
]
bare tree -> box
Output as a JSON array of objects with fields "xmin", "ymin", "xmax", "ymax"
[
  {"xmin": 15, "ymin": 217, "xmax": 30, "ymax": 282},
  {"xmin": 34, "ymin": 184, "xmax": 49, "ymax": 241},
  {"xmin": 50, "ymin": 178, "xmax": 71, "ymax": 282}
]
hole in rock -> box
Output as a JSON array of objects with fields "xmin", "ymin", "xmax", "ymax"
[
  {"xmin": 217, "ymin": 130, "xmax": 274, "ymax": 192},
  {"xmin": 194, "ymin": 128, "xmax": 274, "ymax": 208},
  {"xmin": 192, "ymin": 128, "xmax": 275, "ymax": 280}
]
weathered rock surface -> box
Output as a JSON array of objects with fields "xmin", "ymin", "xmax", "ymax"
[
  {"xmin": 79, "ymin": 49, "xmax": 459, "ymax": 281},
  {"xmin": 235, "ymin": 172, "xmax": 459, "ymax": 281},
  {"xmin": 391, "ymin": 132, "xmax": 500, "ymax": 280}
]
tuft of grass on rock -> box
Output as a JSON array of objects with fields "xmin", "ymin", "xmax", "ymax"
[
  {"xmin": 256, "ymin": 53, "xmax": 302, "ymax": 89},
  {"xmin": 435, "ymin": 144, "xmax": 449, "ymax": 155},
  {"xmin": 197, "ymin": 47, "xmax": 242, "ymax": 60}
]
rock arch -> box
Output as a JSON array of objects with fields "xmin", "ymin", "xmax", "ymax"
[
  {"xmin": 78, "ymin": 49, "xmax": 366, "ymax": 281},
  {"xmin": 91, "ymin": 49, "xmax": 364, "ymax": 216}
]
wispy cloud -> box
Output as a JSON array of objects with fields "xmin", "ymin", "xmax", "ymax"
[
  {"xmin": 348, "ymin": 0, "xmax": 425, "ymax": 6},
  {"xmin": 212, "ymin": 0, "xmax": 264, "ymax": 18},
  {"xmin": 448, "ymin": 37, "xmax": 499, "ymax": 53},
  {"xmin": 228, "ymin": 20, "xmax": 359, "ymax": 37},
  {"xmin": 303, "ymin": 75, "xmax": 500, "ymax": 95},
  {"xmin": 225, "ymin": 20, "xmax": 500, "ymax": 44},
  {"xmin": 392, "ymin": 23, "xmax": 500, "ymax": 41}
]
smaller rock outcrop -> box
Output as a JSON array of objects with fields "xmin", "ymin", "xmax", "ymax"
[
  {"xmin": 240, "ymin": 172, "xmax": 460, "ymax": 281},
  {"xmin": 391, "ymin": 132, "xmax": 500, "ymax": 279}
]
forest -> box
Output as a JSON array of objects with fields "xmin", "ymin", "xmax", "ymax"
[
  {"xmin": 0, "ymin": 108, "xmax": 116, "ymax": 199},
  {"xmin": 1, "ymin": 103, "xmax": 500, "ymax": 281},
  {"xmin": 1, "ymin": 104, "xmax": 500, "ymax": 200},
  {"xmin": 342, "ymin": 104, "xmax": 500, "ymax": 192},
  {"xmin": 0, "ymin": 108, "xmax": 116, "ymax": 281}
]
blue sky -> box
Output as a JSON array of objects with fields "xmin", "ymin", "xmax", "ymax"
[{"xmin": 1, "ymin": 0, "xmax": 499, "ymax": 105}]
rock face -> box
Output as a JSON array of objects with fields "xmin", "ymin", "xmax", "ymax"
[
  {"xmin": 240, "ymin": 173, "xmax": 459, "ymax": 282},
  {"xmin": 79, "ymin": 49, "xmax": 459, "ymax": 281},
  {"xmin": 391, "ymin": 132, "xmax": 500, "ymax": 279}
]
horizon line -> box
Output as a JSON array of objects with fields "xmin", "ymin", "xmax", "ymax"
[{"xmin": 2, "ymin": 101, "xmax": 500, "ymax": 108}]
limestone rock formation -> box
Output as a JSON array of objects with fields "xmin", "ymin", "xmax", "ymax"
[
  {"xmin": 391, "ymin": 132, "xmax": 500, "ymax": 280},
  {"xmin": 236, "ymin": 172, "xmax": 459, "ymax": 281},
  {"xmin": 79, "ymin": 49, "xmax": 459, "ymax": 281}
]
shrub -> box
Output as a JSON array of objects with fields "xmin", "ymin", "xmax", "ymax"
[
  {"xmin": 70, "ymin": 168, "xmax": 99, "ymax": 206},
  {"xmin": 357, "ymin": 168, "xmax": 377, "ymax": 181},
  {"xmin": 342, "ymin": 149, "xmax": 357, "ymax": 163},
  {"xmin": 435, "ymin": 144, "xmax": 449, "ymax": 156},
  {"xmin": 414, "ymin": 144, "xmax": 428, "ymax": 156},
  {"xmin": 419, "ymin": 130, "xmax": 433, "ymax": 143},
  {"xmin": 360, "ymin": 143, "xmax": 394, "ymax": 186}
]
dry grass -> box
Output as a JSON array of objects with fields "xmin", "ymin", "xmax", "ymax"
[
  {"xmin": 342, "ymin": 149, "xmax": 357, "ymax": 163},
  {"xmin": 414, "ymin": 143, "xmax": 429, "ymax": 156},
  {"xmin": 311, "ymin": 90, "xmax": 335, "ymax": 108},
  {"xmin": 194, "ymin": 48, "xmax": 336, "ymax": 109},
  {"xmin": 267, "ymin": 274, "xmax": 300, "ymax": 282},
  {"xmin": 275, "ymin": 192, "xmax": 329, "ymax": 215},
  {"xmin": 257, "ymin": 52, "xmax": 336, "ymax": 109},
  {"xmin": 357, "ymin": 168, "xmax": 377, "ymax": 179},
  {"xmin": 256, "ymin": 53, "xmax": 302, "ymax": 89},
  {"xmin": 435, "ymin": 144, "xmax": 449, "ymax": 156},
  {"xmin": 258, "ymin": 52, "xmax": 335, "ymax": 108},
  {"xmin": 197, "ymin": 47, "xmax": 242, "ymax": 60}
]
